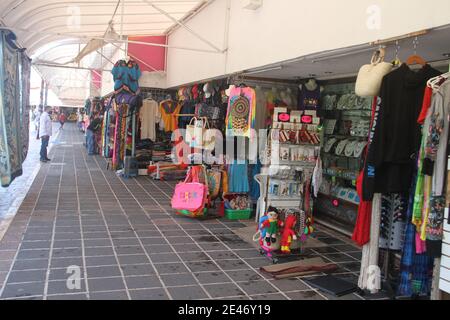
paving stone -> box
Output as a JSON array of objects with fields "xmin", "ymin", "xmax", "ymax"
[
  {"xmin": 7, "ymin": 269, "xmax": 47, "ymax": 284},
  {"xmin": 129, "ymin": 288, "xmax": 169, "ymax": 300},
  {"xmin": 125, "ymin": 275, "xmax": 162, "ymax": 289},
  {"xmin": 88, "ymin": 277, "xmax": 126, "ymax": 292},
  {"xmin": 167, "ymin": 285, "xmax": 208, "ymax": 300},
  {"xmin": 1, "ymin": 282, "xmax": 45, "ymax": 299}
]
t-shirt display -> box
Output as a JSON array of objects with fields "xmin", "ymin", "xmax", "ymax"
[{"xmin": 225, "ymin": 86, "xmax": 256, "ymax": 138}]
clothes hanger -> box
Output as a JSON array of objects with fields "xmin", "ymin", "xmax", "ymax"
[
  {"xmin": 427, "ymin": 73, "xmax": 450, "ymax": 90},
  {"xmin": 391, "ymin": 41, "xmax": 402, "ymax": 67},
  {"xmin": 406, "ymin": 37, "xmax": 426, "ymax": 67}
]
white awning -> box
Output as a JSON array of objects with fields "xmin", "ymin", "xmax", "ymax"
[{"xmin": 0, "ymin": 0, "xmax": 211, "ymax": 105}]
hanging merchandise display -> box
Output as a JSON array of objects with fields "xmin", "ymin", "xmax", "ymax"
[
  {"xmin": 355, "ymin": 48, "xmax": 394, "ymax": 97},
  {"xmin": 298, "ymin": 79, "xmax": 322, "ymax": 111},
  {"xmin": 316, "ymin": 82, "xmax": 372, "ymax": 227},
  {"xmin": 254, "ymin": 105, "xmax": 322, "ymax": 263},
  {"xmin": 139, "ymin": 97, "xmax": 161, "ymax": 142},
  {"xmin": 363, "ymin": 63, "xmax": 441, "ymax": 200},
  {"xmin": 112, "ymin": 59, "xmax": 142, "ymax": 95},
  {"xmin": 160, "ymin": 98, "xmax": 181, "ymax": 133},
  {"xmin": 0, "ymin": 30, "xmax": 31, "ymax": 187},
  {"xmin": 226, "ymin": 86, "xmax": 256, "ymax": 138}
]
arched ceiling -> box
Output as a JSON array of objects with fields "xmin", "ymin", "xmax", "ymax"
[{"xmin": 0, "ymin": 0, "xmax": 210, "ymax": 105}]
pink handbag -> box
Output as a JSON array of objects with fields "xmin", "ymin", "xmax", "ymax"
[{"xmin": 171, "ymin": 166, "xmax": 208, "ymax": 212}]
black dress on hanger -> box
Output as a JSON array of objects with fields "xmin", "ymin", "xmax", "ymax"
[{"xmin": 363, "ymin": 63, "xmax": 441, "ymax": 201}]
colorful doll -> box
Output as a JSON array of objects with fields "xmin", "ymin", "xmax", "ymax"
[
  {"xmin": 261, "ymin": 207, "xmax": 283, "ymax": 246},
  {"xmin": 280, "ymin": 215, "xmax": 298, "ymax": 254}
]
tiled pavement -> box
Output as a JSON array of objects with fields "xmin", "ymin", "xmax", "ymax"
[
  {"xmin": 0, "ymin": 123, "xmax": 61, "ymax": 221},
  {"xmin": 0, "ymin": 123, "xmax": 371, "ymax": 300}
]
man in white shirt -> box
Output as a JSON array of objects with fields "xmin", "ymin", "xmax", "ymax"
[{"xmin": 39, "ymin": 106, "xmax": 53, "ymax": 163}]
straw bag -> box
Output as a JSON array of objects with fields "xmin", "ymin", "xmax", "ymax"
[
  {"xmin": 186, "ymin": 117, "xmax": 205, "ymax": 149},
  {"xmin": 355, "ymin": 49, "xmax": 393, "ymax": 98},
  {"xmin": 186, "ymin": 117, "xmax": 216, "ymax": 150}
]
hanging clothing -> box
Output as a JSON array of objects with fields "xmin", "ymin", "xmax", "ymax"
[
  {"xmin": 249, "ymin": 161, "xmax": 262, "ymax": 201},
  {"xmin": 423, "ymin": 80, "xmax": 450, "ymax": 194},
  {"xmin": 379, "ymin": 193, "xmax": 408, "ymax": 251},
  {"xmin": 254, "ymin": 87, "xmax": 268, "ymax": 131},
  {"xmin": 298, "ymin": 84, "xmax": 321, "ymax": 111},
  {"xmin": 178, "ymin": 100, "xmax": 195, "ymax": 129},
  {"xmin": 417, "ymin": 86, "xmax": 433, "ymax": 125},
  {"xmin": 139, "ymin": 99, "xmax": 161, "ymax": 141},
  {"xmin": 358, "ymin": 194, "xmax": 382, "ymax": 294},
  {"xmin": 397, "ymin": 169, "xmax": 434, "ymax": 297},
  {"xmin": 352, "ymin": 170, "xmax": 373, "ymax": 247},
  {"xmin": 228, "ymin": 162, "xmax": 250, "ymax": 193},
  {"xmin": 364, "ymin": 64, "xmax": 441, "ymax": 199},
  {"xmin": 112, "ymin": 59, "xmax": 142, "ymax": 94},
  {"xmin": 160, "ymin": 100, "xmax": 181, "ymax": 133}
]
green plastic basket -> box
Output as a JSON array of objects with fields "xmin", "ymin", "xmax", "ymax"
[{"xmin": 225, "ymin": 209, "xmax": 252, "ymax": 220}]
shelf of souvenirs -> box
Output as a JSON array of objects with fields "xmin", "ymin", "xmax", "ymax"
[
  {"xmin": 317, "ymin": 191, "xmax": 360, "ymax": 207},
  {"xmin": 323, "ymin": 133, "xmax": 369, "ymax": 140},
  {"xmin": 322, "ymin": 153, "xmax": 363, "ymax": 159},
  {"xmin": 273, "ymin": 141, "xmax": 321, "ymax": 147},
  {"xmin": 271, "ymin": 160, "xmax": 318, "ymax": 167},
  {"xmin": 323, "ymin": 168, "xmax": 358, "ymax": 181}
]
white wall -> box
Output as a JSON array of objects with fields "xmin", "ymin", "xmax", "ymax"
[
  {"xmin": 166, "ymin": 0, "xmax": 450, "ymax": 87},
  {"xmin": 166, "ymin": 0, "xmax": 228, "ymax": 87}
]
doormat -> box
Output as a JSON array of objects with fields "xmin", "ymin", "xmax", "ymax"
[
  {"xmin": 260, "ymin": 257, "xmax": 338, "ymax": 279},
  {"xmin": 304, "ymin": 275, "xmax": 358, "ymax": 297}
]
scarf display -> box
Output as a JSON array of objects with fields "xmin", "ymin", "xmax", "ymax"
[
  {"xmin": 112, "ymin": 104, "xmax": 128, "ymax": 170},
  {"xmin": 0, "ymin": 30, "xmax": 31, "ymax": 187},
  {"xmin": 226, "ymin": 86, "xmax": 256, "ymax": 138}
]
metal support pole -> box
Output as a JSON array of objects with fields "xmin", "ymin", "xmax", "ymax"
[
  {"xmin": 39, "ymin": 78, "xmax": 44, "ymax": 107},
  {"xmin": 141, "ymin": 0, "xmax": 223, "ymax": 53},
  {"xmin": 44, "ymin": 82, "xmax": 49, "ymax": 106}
]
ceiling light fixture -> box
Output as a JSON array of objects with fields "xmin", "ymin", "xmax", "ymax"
[{"xmin": 244, "ymin": 65, "xmax": 283, "ymax": 75}]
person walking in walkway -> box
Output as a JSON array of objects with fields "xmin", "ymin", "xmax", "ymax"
[
  {"xmin": 58, "ymin": 112, "xmax": 66, "ymax": 131},
  {"xmin": 39, "ymin": 106, "xmax": 53, "ymax": 163},
  {"xmin": 86, "ymin": 112, "xmax": 102, "ymax": 155}
]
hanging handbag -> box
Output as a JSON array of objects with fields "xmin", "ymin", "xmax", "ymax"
[
  {"xmin": 185, "ymin": 117, "xmax": 206, "ymax": 148},
  {"xmin": 206, "ymin": 169, "xmax": 222, "ymax": 200},
  {"xmin": 172, "ymin": 166, "xmax": 208, "ymax": 216},
  {"xmin": 203, "ymin": 119, "xmax": 217, "ymax": 151},
  {"xmin": 355, "ymin": 48, "xmax": 393, "ymax": 97}
]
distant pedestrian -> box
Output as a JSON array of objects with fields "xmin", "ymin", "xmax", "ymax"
[
  {"xmin": 77, "ymin": 110, "xmax": 84, "ymax": 131},
  {"xmin": 39, "ymin": 106, "xmax": 53, "ymax": 163},
  {"xmin": 58, "ymin": 112, "xmax": 67, "ymax": 130},
  {"xmin": 86, "ymin": 112, "xmax": 102, "ymax": 155}
]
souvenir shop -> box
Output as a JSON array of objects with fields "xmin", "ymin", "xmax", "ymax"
[{"xmin": 80, "ymin": 26, "xmax": 450, "ymax": 299}]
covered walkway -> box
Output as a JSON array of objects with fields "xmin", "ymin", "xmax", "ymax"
[{"xmin": 0, "ymin": 124, "xmax": 368, "ymax": 300}]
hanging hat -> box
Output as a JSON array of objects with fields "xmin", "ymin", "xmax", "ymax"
[
  {"xmin": 192, "ymin": 84, "xmax": 199, "ymax": 100},
  {"xmin": 225, "ymin": 85, "xmax": 235, "ymax": 97},
  {"xmin": 178, "ymin": 88, "xmax": 185, "ymax": 101},
  {"xmin": 203, "ymin": 83, "xmax": 213, "ymax": 98}
]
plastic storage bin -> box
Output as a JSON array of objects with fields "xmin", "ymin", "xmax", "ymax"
[{"xmin": 225, "ymin": 209, "xmax": 252, "ymax": 220}]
